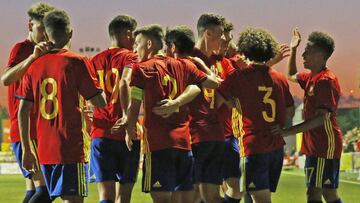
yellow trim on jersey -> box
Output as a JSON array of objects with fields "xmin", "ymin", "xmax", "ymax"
[
  {"xmin": 79, "ymin": 96, "xmax": 91, "ymax": 162},
  {"xmin": 324, "ymin": 113, "xmax": 335, "ymax": 159},
  {"xmin": 315, "ymin": 158, "xmax": 325, "ymax": 188},
  {"xmin": 143, "ymin": 153, "xmax": 152, "ymax": 192},
  {"xmin": 232, "ymin": 99, "xmax": 245, "ymax": 157},
  {"xmin": 131, "ymin": 86, "xmax": 144, "ymax": 101}
]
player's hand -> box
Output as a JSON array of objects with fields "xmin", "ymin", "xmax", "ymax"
[
  {"xmin": 22, "ymin": 150, "xmax": 39, "ymax": 173},
  {"xmin": 31, "ymin": 41, "xmax": 54, "ymax": 59},
  {"xmin": 111, "ymin": 116, "xmax": 128, "ymax": 134},
  {"xmin": 82, "ymin": 105, "xmax": 94, "ymax": 122},
  {"xmin": 290, "ymin": 28, "xmax": 301, "ymax": 50},
  {"xmin": 271, "ymin": 125, "xmax": 292, "ymax": 137},
  {"xmin": 267, "ymin": 44, "xmax": 290, "ymax": 67},
  {"xmin": 125, "ymin": 131, "xmax": 134, "ymax": 151},
  {"xmin": 152, "ymin": 99, "xmax": 180, "ymax": 118},
  {"xmin": 234, "ymin": 54, "xmax": 247, "ymax": 68}
]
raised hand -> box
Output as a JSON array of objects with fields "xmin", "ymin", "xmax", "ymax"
[
  {"xmin": 290, "ymin": 28, "xmax": 301, "ymax": 50},
  {"xmin": 267, "ymin": 44, "xmax": 290, "ymax": 67}
]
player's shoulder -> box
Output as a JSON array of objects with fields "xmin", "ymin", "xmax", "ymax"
[
  {"xmin": 318, "ymin": 68, "xmax": 338, "ymax": 81},
  {"xmin": 10, "ymin": 39, "xmax": 33, "ymax": 53}
]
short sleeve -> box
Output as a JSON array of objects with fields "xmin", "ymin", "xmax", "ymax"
[
  {"xmin": 296, "ymin": 72, "xmax": 311, "ymax": 90},
  {"xmin": 314, "ymin": 79, "xmax": 338, "ymax": 112},
  {"xmin": 15, "ymin": 73, "xmax": 34, "ymax": 102},
  {"xmin": 218, "ymin": 70, "xmax": 237, "ymax": 100},
  {"xmin": 77, "ymin": 58, "xmax": 103, "ymax": 100},
  {"xmin": 124, "ymin": 52, "xmax": 138, "ymax": 69},
  {"xmin": 185, "ymin": 62, "xmax": 207, "ymax": 85},
  {"xmin": 130, "ymin": 64, "xmax": 145, "ymax": 100},
  {"xmin": 7, "ymin": 43, "xmax": 26, "ymax": 67},
  {"xmin": 282, "ymin": 79, "xmax": 295, "ymax": 107}
]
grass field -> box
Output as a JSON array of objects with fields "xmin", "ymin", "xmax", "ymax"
[{"xmin": 0, "ymin": 169, "xmax": 359, "ymax": 202}]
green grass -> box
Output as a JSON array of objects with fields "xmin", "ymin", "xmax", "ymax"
[{"xmin": 0, "ymin": 170, "xmax": 359, "ymax": 202}]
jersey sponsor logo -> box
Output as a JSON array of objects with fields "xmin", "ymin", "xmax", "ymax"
[
  {"xmin": 248, "ymin": 182, "xmax": 256, "ymax": 188},
  {"xmin": 153, "ymin": 181, "xmax": 162, "ymax": 188},
  {"xmin": 324, "ymin": 179, "xmax": 332, "ymax": 185}
]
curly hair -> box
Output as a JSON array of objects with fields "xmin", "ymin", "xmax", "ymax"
[
  {"xmin": 165, "ymin": 25, "xmax": 195, "ymax": 55},
  {"xmin": 108, "ymin": 15, "xmax": 137, "ymax": 37},
  {"xmin": 134, "ymin": 24, "xmax": 164, "ymax": 50},
  {"xmin": 237, "ymin": 27, "xmax": 279, "ymax": 62},
  {"xmin": 223, "ymin": 20, "xmax": 234, "ymax": 32},
  {"xmin": 308, "ymin": 31, "xmax": 335, "ymax": 59},
  {"xmin": 27, "ymin": 2, "xmax": 55, "ymax": 21}
]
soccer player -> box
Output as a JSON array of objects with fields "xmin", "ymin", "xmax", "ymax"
[
  {"xmin": 273, "ymin": 29, "xmax": 343, "ymax": 203},
  {"xmin": 190, "ymin": 13, "xmax": 236, "ymax": 203},
  {"xmin": 89, "ymin": 15, "xmax": 140, "ymax": 203},
  {"xmin": 218, "ymin": 27, "xmax": 295, "ymax": 203},
  {"xmin": 16, "ymin": 10, "xmax": 106, "ymax": 203},
  {"xmin": 0, "ymin": 2, "xmax": 55, "ymax": 203},
  {"xmin": 123, "ymin": 24, "xmax": 218, "ymax": 203}
]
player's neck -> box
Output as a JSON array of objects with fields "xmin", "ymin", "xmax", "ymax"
[
  {"xmin": 195, "ymin": 39, "xmax": 213, "ymax": 58},
  {"xmin": 310, "ymin": 64, "xmax": 327, "ymax": 75}
]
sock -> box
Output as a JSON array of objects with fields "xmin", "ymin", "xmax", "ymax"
[
  {"xmin": 328, "ymin": 199, "xmax": 343, "ymax": 203},
  {"xmin": 23, "ymin": 190, "xmax": 35, "ymax": 203},
  {"xmin": 224, "ymin": 194, "xmax": 241, "ymax": 203},
  {"xmin": 28, "ymin": 186, "xmax": 51, "ymax": 203},
  {"xmin": 100, "ymin": 200, "xmax": 114, "ymax": 203}
]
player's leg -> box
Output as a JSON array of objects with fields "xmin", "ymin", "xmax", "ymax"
[
  {"xmin": 193, "ymin": 141, "xmax": 224, "ymax": 203},
  {"xmin": 116, "ymin": 140, "xmax": 140, "ymax": 203},
  {"xmin": 90, "ymin": 138, "xmax": 119, "ymax": 202},
  {"xmin": 305, "ymin": 156, "xmax": 324, "ymax": 202},
  {"xmin": 321, "ymin": 158, "xmax": 342, "ymax": 203},
  {"xmin": 241, "ymin": 152, "xmax": 272, "ymax": 203},
  {"xmin": 142, "ymin": 149, "xmax": 175, "ymax": 203},
  {"xmin": 172, "ymin": 149, "xmax": 194, "ymax": 203},
  {"xmin": 222, "ymin": 136, "xmax": 243, "ymax": 202},
  {"xmin": 61, "ymin": 195, "xmax": 84, "ymax": 203}
]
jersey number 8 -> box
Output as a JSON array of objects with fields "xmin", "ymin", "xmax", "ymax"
[{"xmin": 40, "ymin": 78, "xmax": 59, "ymax": 120}]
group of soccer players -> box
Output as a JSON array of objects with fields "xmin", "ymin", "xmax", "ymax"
[{"xmin": 1, "ymin": 2, "xmax": 344, "ymax": 203}]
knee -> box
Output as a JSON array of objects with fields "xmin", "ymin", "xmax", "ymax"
[{"xmin": 307, "ymin": 188, "xmax": 322, "ymax": 201}]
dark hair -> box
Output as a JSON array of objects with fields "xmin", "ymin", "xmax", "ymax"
[
  {"xmin": 27, "ymin": 2, "xmax": 55, "ymax": 21},
  {"xmin": 108, "ymin": 15, "xmax": 137, "ymax": 37},
  {"xmin": 134, "ymin": 24, "xmax": 164, "ymax": 50},
  {"xmin": 308, "ymin": 31, "xmax": 335, "ymax": 59},
  {"xmin": 197, "ymin": 13, "xmax": 225, "ymax": 36},
  {"xmin": 237, "ymin": 27, "xmax": 279, "ymax": 62},
  {"xmin": 165, "ymin": 25, "xmax": 195, "ymax": 55},
  {"xmin": 43, "ymin": 10, "xmax": 71, "ymax": 40},
  {"xmin": 223, "ymin": 20, "xmax": 234, "ymax": 32}
]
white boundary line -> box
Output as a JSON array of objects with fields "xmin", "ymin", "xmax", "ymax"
[{"xmin": 282, "ymin": 171, "xmax": 360, "ymax": 185}]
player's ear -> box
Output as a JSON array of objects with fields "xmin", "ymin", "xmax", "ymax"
[
  {"xmin": 69, "ymin": 29, "xmax": 73, "ymax": 39},
  {"xmin": 147, "ymin": 39, "xmax": 152, "ymax": 50},
  {"xmin": 28, "ymin": 20, "xmax": 33, "ymax": 32},
  {"xmin": 171, "ymin": 43, "xmax": 176, "ymax": 54},
  {"xmin": 126, "ymin": 30, "xmax": 132, "ymax": 39}
]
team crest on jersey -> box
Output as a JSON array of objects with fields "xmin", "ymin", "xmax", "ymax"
[{"xmin": 307, "ymin": 84, "xmax": 315, "ymax": 96}]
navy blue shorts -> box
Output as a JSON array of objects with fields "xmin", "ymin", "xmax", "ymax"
[
  {"xmin": 305, "ymin": 156, "xmax": 340, "ymax": 189},
  {"xmin": 192, "ymin": 141, "xmax": 225, "ymax": 185},
  {"xmin": 89, "ymin": 138, "xmax": 140, "ymax": 184},
  {"xmin": 41, "ymin": 163, "xmax": 88, "ymax": 200},
  {"xmin": 142, "ymin": 148, "xmax": 193, "ymax": 192},
  {"xmin": 240, "ymin": 148, "xmax": 283, "ymax": 192},
  {"xmin": 222, "ymin": 136, "xmax": 240, "ymax": 180},
  {"xmin": 12, "ymin": 140, "xmax": 40, "ymax": 178}
]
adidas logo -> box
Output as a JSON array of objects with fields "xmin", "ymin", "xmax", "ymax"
[
  {"xmin": 324, "ymin": 179, "xmax": 332, "ymax": 185},
  {"xmin": 153, "ymin": 181, "xmax": 162, "ymax": 188},
  {"xmin": 248, "ymin": 182, "xmax": 256, "ymax": 188},
  {"xmin": 90, "ymin": 174, "xmax": 96, "ymax": 180}
]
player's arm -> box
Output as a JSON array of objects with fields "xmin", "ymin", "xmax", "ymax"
[
  {"xmin": 124, "ymin": 87, "xmax": 143, "ymax": 150},
  {"xmin": 272, "ymin": 108, "xmax": 328, "ymax": 137},
  {"xmin": 287, "ymin": 28, "xmax": 301, "ymax": 83},
  {"xmin": 18, "ymin": 99, "xmax": 39, "ymax": 172},
  {"xmin": 119, "ymin": 67, "xmax": 132, "ymax": 116},
  {"xmin": 153, "ymin": 84, "xmax": 201, "ymax": 118},
  {"xmin": 89, "ymin": 92, "xmax": 107, "ymax": 108},
  {"xmin": 216, "ymin": 91, "xmax": 235, "ymax": 109},
  {"xmin": 189, "ymin": 56, "xmax": 221, "ymax": 89},
  {"xmin": 1, "ymin": 41, "xmax": 53, "ymax": 86}
]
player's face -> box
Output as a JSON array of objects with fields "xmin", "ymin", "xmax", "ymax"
[
  {"xmin": 205, "ymin": 25, "xmax": 224, "ymax": 53},
  {"xmin": 165, "ymin": 42, "xmax": 175, "ymax": 57},
  {"xmin": 134, "ymin": 34, "xmax": 150, "ymax": 62},
  {"xmin": 219, "ymin": 31, "xmax": 233, "ymax": 56},
  {"xmin": 29, "ymin": 19, "xmax": 46, "ymax": 44},
  {"xmin": 302, "ymin": 44, "xmax": 325, "ymax": 70}
]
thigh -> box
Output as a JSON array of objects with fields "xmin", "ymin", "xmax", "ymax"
[
  {"xmin": 222, "ymin": 136, "xmax": 241, "ymax": 180},
  {"xmin": 269, "ymin": 148, "xmax": 284, "ymax": 192},
  {"xmin": 174, "ymin": 149, "xmax": 194, "ymax": 191},
  {"xmin": 120, "ymin": 140, "xmax": 140, "ymax": 184}
]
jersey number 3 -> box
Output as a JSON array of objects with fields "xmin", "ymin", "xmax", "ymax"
[
  {"xmin": 40, "ymin": 78, "xmax": 59, "ymax": 120},
  {"xmin": 258, "ymin": 86, "xmax": 276, "ymax": 122}
]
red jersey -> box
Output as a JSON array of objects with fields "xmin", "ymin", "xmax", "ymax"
[
  {"xmin": 297, "ymin": 69, "xmax": 343, "ymax": 159},
  {"xmin": 16, "ymin": 49, "xmax": 102, "ymax": 164},
  {"xmin": 219, "ymin": 64, "xmax": 294, "ymax": 156},
  {"xmin": 90, "ymin": 48, "xmax": 137, "ymax": 141},
  {"xmin": 7, "ymin": 39, "xmax": 37, "ymax": 142},
  {"xmin": 189, "ymin": 48, "xmax": 230, "ymax": 144},
  {"xmin": 130, "ymin": 56, "xmax": 206, "ymax": 152}
]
